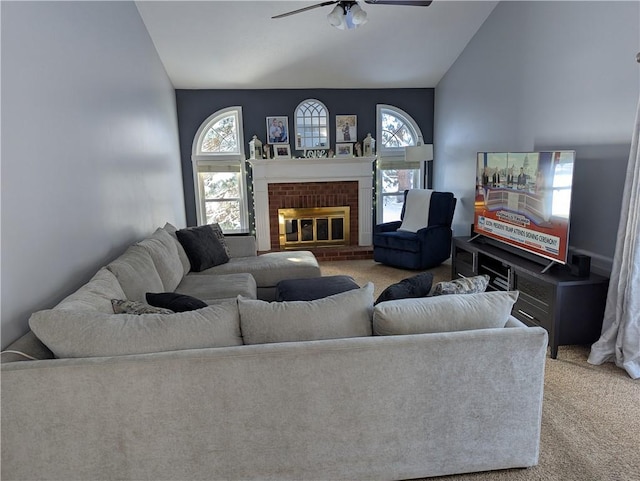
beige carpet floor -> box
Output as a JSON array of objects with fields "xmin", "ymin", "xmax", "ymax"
[{"xmin": 318, "ymin": 259, "xmax": 640, "ymax": 481}]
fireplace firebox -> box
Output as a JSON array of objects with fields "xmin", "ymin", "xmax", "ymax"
[{"xmin": 278, "ymin": 207, "xmax": 350, "ymax": 249}]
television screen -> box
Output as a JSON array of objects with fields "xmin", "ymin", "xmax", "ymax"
[{"xmin": 474, "ymin": 151, "xmax": 575, "ymax": 264}]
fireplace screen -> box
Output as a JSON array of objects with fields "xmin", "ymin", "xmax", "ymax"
[{"xmin": 278, "ymin": 207, "xmax": 350, "ymax": 248}]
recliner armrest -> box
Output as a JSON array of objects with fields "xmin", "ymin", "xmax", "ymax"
[
  {"xmin": 374, "ymin": 221, "xmax": 402, "ymax": 234},
  {"xmin": 415, "ymin": 224, "xmax": 450, "ymax": 238}
]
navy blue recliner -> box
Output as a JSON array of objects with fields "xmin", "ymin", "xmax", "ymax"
[{"xmin": 373, "ymin": 190, "xmax": 456, "ymax": 270}]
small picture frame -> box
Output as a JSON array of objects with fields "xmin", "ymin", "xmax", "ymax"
[
  {"xmin": 336, "ymin": 143, "xmax": 353, "ymax": 157},
  {"xmin": 266, "ymin": 116, "xmax": 289, "ymax": 145},
  {"xmin": 274, "ymin": 144, "xmax": 291, "ymax": 159},
  {"xmin": 336, "ymin": 115, "xmax": 357, "ymax": 143}
]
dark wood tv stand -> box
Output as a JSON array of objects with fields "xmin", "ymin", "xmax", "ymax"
[{"xmin": 452, "ymin": 237, "xmax": 609, "ymax": 358}]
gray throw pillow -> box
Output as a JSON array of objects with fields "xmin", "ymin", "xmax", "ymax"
[
  {"xmin": 239, "ymin": 283, "xmax": 374, "ymax": 345},
  {"xmin": 373, "ymin": 290, "xmax": 519, "ymax": 335}
]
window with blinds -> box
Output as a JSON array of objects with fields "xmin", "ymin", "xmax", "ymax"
[{"xmin": 192, "ymin": 107, "xmax": 249, "ymax": 232}]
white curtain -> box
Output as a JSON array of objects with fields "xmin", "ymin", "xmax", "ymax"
[{"xmin": 588, "ymin": 99, "xmax": 640, "ymax": 379}]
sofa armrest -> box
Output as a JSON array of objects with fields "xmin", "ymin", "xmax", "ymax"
[
  {"xmin": 225, "ymin": 235, "xmax": 257, "ymax": 258},
  {"xmin": 374, "ymin": 221, "xmax": 402, "ymax": 234},
  {"xmin": 1, "ymin": 331, "xmax": 54, "ymax": 363}
]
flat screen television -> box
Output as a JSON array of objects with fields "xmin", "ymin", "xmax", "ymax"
[{"xmin": 474, "ymin": 151, "xmax": 575, "ymax": 266}]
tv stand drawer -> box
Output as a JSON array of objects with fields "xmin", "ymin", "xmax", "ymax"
[
  {"xmin": 513, "ymin": 272, "xmax": 553, "ymax": 314},
  {"xmin": 513, "ymin": 300, "xmax": 551, "ymax": 331}
]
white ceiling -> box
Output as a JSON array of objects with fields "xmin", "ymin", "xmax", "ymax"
[{"xmin": 135, "ymin": 0, "xmax": 498, "ymax": 89}]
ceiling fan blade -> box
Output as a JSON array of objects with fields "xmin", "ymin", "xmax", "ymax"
[
  {"xmin": 272, "ymin": 1, "xmax": 340, "ymax": 19},
  {"xmin": 364, "ymin": 0, "xmax": 432, "ymax": 6}
]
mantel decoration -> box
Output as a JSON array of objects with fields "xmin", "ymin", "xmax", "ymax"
[
  {"xmin": 266, "ymin": 116, "xmax": 289, "ymax": 145},
  {"xmin": 249, "ymin": 135, "xmax": 263, "ymax": 160},
  {"xmin": 363, "ymin": 133, "xmax": 376, "ymax": 156},
  {"xmin": 336, "ymin": 115, "xmax": 357, "ymax": 143},
  {"xmin": 336, "ymin": 143, "xmax": 353, "ymax": 157},
  {"xmin": 274, "ymin": 144, "xmax": 292, "ymax": 159},
  {"xmin": 305, "ymin": 149, "xmax": 328, "ymax": 158}
]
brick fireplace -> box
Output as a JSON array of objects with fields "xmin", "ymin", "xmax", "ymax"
[
  {"xmin": 268, "ymin": 182, "xmax": 358, "ymax": 250},
  {"xmin": 249, "ymin": 157, "xmax": 375, "ymax": 253}
]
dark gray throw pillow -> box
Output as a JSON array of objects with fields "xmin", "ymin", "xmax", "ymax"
[
  {"xmin": 374, "ymin": 272, "xmax": 434, "ymax": 305},
  {"xmin": 146, "ymin": 292, "xmax": 208, "ymax": 312},
  {"xmin": 176, "ymin": 225, "xmax": 230, "ymax": 272},
  {"xmin": 209, "ymin": 223, "xmax": 231, "ymax": 258}
]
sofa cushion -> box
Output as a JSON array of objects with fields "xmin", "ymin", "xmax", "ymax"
[
  {"xmin": 373, "ymin": 290, "xmax": 519, "ymax": 336},
  {"xmin": 29, "ymin": 300, "xmax": 243, "ymax": 358},
  {"xmin": 54, "ymin": 267, "xmax": 126, "ymax": 313},
  {"xmin": 432, "ymin": 274, "xmax": 490, "ymax": 296},
  {"xmin": 137, "ymin": 228, "xmax": 184, "ymax": 292},
  {"xmin": 163, "ymin": 222, "xmax": 191, "ymax": 275},
  {"xmin": 196, "ymin": 251, "xmax": 320, "ymax": 288},
  {"xmin": 111, "ymin": 299, "xmax": 173, "ymax": 315},
  {"xmin": 176, "ymin": 225, "xmax": 230, "ymax": 272},
  {"xmin": 238, "ymin": 283, "xmax": 374, "ymax": 345},
  {"xmin": 176, "ymin": 273, "xmax": 257, "ymax": 302},
  {"xmin": 375, "ymin": 272, "xmax": 433, "ymax": 305},
  {"xmin": 106, "ymin": 245, "xmax": 164, "ymax": 302},
  {"xmin": 146, "ymin": 292, "xmax": 207, "ymax": 312}
]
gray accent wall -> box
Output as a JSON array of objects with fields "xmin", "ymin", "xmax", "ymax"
[
  {"xmin": 1, "ymin": 2, "xmax": 185, "ymax": 348},
  {"xmin": 434, "ymin": 1, "xmax": 639, "ymax": 274}
]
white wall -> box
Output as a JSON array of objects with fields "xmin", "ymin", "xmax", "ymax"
[
  {"xmin": 434, "ymin": 1, "xmax": 639, "ymax": 273},
  {"xmin": 1, "ymin": 2, "xmax": 186, "ymax": 347}
]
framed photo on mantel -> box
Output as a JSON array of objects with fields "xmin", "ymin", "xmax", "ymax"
[
  {"xmin": 336, "ymin": 143, "xmax": 353, "ymax": 157},
  {"xmin": 266, "ymin": 116, "xmax": 289, "ymax": 144},
  {"xmin": 336, "ymin": 115, "xmax": 357, "ymax": 143},
  {"xmin": 274, "ymin": 144, "xmax": 291, "ymax": 159}
]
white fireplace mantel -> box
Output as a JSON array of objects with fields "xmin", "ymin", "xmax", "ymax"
[{"xmin": 249, "ymin": 156, "xmax": 376, "ymax": 252}]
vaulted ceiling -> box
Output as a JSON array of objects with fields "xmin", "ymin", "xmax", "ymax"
[{"xmin": 135, "ymin": 0, "xmax": 498, "ymax": 89}]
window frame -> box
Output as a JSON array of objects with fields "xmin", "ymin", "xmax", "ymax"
[
  {"xmin": 191, "ymin": 106, "xmax": 249, "ymax": 233},
  {"xmin": 294, "ymin": 99, "xmax": 330, "ymax": 152},
  {"xmin": 375, "ymin": 104, "xmax": 426, "ymax": 224}
]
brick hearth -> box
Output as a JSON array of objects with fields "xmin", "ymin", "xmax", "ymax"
[{"xmin": 259, "ymin": 245, "xmax": 374, "ymax": 262}]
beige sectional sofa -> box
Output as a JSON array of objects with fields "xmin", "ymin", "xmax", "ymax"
[{"xmin": 1, "ymin": 223, "xmax": 548, "ymax": 481}]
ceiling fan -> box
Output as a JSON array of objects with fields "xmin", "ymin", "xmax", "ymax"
[{"xmin": 272, "ymin": 1, "xmax": 432, "ymax": 30}]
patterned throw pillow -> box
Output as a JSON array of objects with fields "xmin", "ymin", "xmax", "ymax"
[
  {"xmin": 431, "ymin": 274, "xmax": 490, "ymax": 296},
  {"xmin": 111, "ymin": 299, "xmax": 174, "ymax": 315}
]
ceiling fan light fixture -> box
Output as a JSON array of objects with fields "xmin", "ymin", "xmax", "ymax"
[
  {"xmin": 327, "ymin": 4, "xmax": 344, "ymax": 27},
  {"xmin": 326, "ymin": 1, "xmax": 367, "ymax": 30},
  {"xmin": 350, "ymin": 4, "xmax": 368, "ymax": 25}
]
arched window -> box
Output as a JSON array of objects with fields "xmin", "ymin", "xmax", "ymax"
[
  {"xmin": 376, "ymin": 105, "xmax": 427, "ymax": 223},
  {"xmin": 192, "ymin": 107, "xmax": 249, "ymax": 232},
  {"xmin": 294, "ymin": 99, "xmax": 329, "ymax": 151}
]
